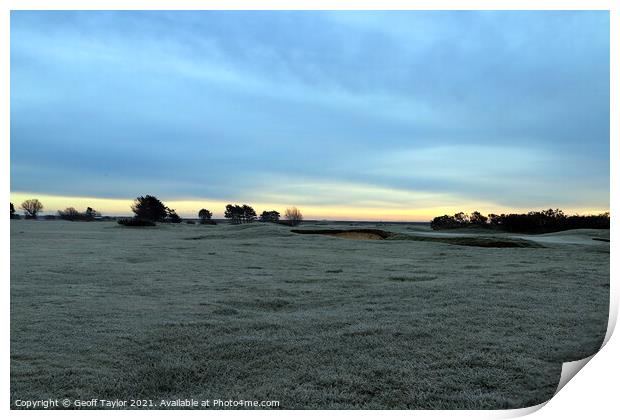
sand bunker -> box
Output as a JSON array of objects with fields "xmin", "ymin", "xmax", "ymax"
[{"xmin": 291, "ymin": 229, "xmax": 393, "ymax": 240}]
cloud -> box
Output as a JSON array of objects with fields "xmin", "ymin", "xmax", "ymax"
[{"xmin": 10, "ymin": 11, "xmax": 610, "ymax": 218}]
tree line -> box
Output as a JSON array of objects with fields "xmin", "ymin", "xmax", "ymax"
[
  {"xmin": 11, "ymin": 196, "xmax": 304, "ymax": 227},
  {"xmin": 118, "ymin": 195, "xmax": 303, "ymax": 227},
  {"xmin": 11, "ymin": 199, "xmax": 104, "ymax": 221},
  {"xmin": 11, "ymin": 198, "xmax": 610, "ymax": 234},
  {"xmin": 431, "ymin": 209, "xmax": 610, "ymax": 233}
]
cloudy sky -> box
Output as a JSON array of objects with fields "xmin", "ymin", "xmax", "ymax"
[{"xmin": 10, "ymin": 11, "xmax": 609, "ymax": 220}]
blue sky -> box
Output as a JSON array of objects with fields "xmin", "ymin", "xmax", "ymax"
[{"xmin": 10, "ymin": 11, "xmax": 610, "ymax": 219}]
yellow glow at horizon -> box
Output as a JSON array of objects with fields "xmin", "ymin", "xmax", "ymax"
[{"xmin": 9, "ymin": 192, "xmax": 609, "ymax": 222}]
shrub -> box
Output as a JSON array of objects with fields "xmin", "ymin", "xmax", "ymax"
[
  {"xmin": 117, "ymin": 218, "xmax": 156, "ymax": 227},
  {"xmin": 186, "ymin": 220, "xmax": 196, "ymax": 224}
]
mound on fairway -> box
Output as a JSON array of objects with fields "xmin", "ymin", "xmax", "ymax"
[{"xmin": 291, "ymin": 228, "xmax": 540, "ymax": 248}]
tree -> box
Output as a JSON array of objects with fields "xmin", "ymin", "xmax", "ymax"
[
  {"xmin": 224, "ymin": 204, "xmax": 242, "ymax": 224},
  {"xmin": 165, "ymin": 207, "xmax": 182, "ymax": 223},
  {"xmin": 10, "ymin": 203, "xmax": 15, "ymax": 219},
  {"xmin": 431, "ymin": 215, "xmax": 459, "ymax": 230},
  {"xmin": 260, "ymin": 210, "xmax": 280, "ymax": 223},
  {"xmin": 432, "ymin": 209, "xmax": 609, "ymax": 233},
  {"xmin": 57, "ymin": 207, "xmax": 100, "ymax": 221},
  {"xmin": 131, "ymin": 195, "xmax": 167, "ymax": 222},
  {"xmin": 453, "ymin": 212, "xmax": 469, "ymax": 225},
  {"xmin": 58, "ymin": 207, "xmax": 80, "ymax": 221},
  {"xmin": 242, "ymin": 204, "xmax": 257, "ymax": 223},
  {"xmin": 284, "ymin": 207, "xmax": 303, "ymax": 226},
  {"xmin": 487, "ymin": 214, "xmax": 504, "ymax": 226},
  {"xmin": 469, "ymin": 211, "xmax": 488, "ymax": 225},
  {"xmin": 198, "ymin": 208, "xmax": 212, "ymax": 221},
  {"xmin": 85, "ymin": 207, "xmax": 100, "ymax": 220},
  {"xmin": 20, "ymin": 199, "xmax": 43, "ymax": 219},
  {"xmin": 198, "ymin": 208, "xmax": 216, "ymax": 225},
  {"xmin": 224, "ymin": 204, "xmax": 256, "ymax": 224}
]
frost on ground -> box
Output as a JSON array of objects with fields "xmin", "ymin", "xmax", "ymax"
[{"xmin": 10, "ymin": 220, "xmax": 609, "ymax": 409}]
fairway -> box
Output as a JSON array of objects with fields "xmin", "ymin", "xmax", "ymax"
[{"xmin": 10, "ymin": 220, "xmax": 609, "ymax": 409}]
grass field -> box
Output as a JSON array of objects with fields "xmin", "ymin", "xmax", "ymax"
[{"xmin": 10, "ymin": 220, "xmax": 609, "ymax": 409}]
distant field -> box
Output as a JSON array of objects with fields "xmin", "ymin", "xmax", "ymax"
[{"xmin": 10, "ymin": 220, "xmax": 609, "ymax": 409}]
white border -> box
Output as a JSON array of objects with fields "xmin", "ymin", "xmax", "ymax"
[{"xmin": 2, "ymin": 1, "xmax": 617, "ymax": 419}]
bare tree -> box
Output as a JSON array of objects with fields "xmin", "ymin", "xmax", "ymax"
[
  {"xmin": 284, "ymin": 207, "xmax": 303, "ymax": 226},
  {"xmin": 20, "ymin": 199, "xmax": 43, "ymax": 219},
  {"xmin": 58, "ymin": 207, "xmax": 80, "ymax": 221}
]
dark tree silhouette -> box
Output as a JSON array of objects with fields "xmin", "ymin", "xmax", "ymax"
[
  {"xmin": 85, "ymin": 207, "xmax": 100, "ymax": 220},
  {"xmin": 20, "ymin": 199, "xmax": 43, "ymax": 219},
  {"xmin": 487, "ymin": 213, "xmax": 503, "ymax": 226},
  {"xmin": 198, "ymin": 208, "xmax": 216, "ymax": 225},
  {"xmin": 431, "ymin": 209, "xmax": 609, "ymax": 233},
  {"xmin": 260, "ymin": 210, "xmax": 280, "ymax": 223},
  {"xmin": 224, "ymin": 204, "xmax": 241, "ymax": 224},
  {"xmin": 58, "ymin": 207, "xmax": 101, "ymax": 221},
  {"xmin": 10, "ymin": 203, "xmax": 15, "ymax": 219},
  {"xmin": 469, "ymin": 211, "xmax": 488, "ymax": 225},
  {"xmin": 430, "ymin": 215, "xmax": 460, "ymax": 230},
  {"xmin": 165, "ymin": 207, "xmax": 182, "ymax": 223},
  {"xmin": 131, "ymin": 195, "xmax": 167, "ymax": 222},
  {"xmin": 284, "ymin": 207, "xmax": 303, "ymax": 226},
  {"xmin": 198, "ymin": 208, "xmax": 212, "ymax": 221},
  {"xmin": 225, "ymin": 204, "xmax": 256, "ymax": 224},
  {"xmin": 242, "ymin": 204, "xmax": 257, "ymax": 223},
  {"xmin": 58, "ymin": 207, "xmax": 80, "ymax": 221},
  {"xmin": 453, "ymin": 212, "xmax": 469, "ymax": 224}
]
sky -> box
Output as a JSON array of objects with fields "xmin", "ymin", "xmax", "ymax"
[{"xmin": 10, "ymin": 11, "xmax": 610, "ymax": 220}]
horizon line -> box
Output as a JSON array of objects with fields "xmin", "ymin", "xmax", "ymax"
[{"xmin": 9, "ymin": 191, "xmax": 610, "ymax": 223}]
